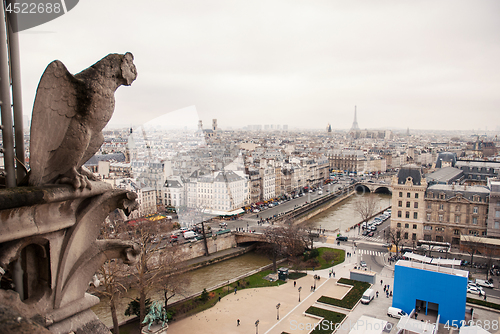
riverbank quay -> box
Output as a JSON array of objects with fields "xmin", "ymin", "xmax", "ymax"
[
  {"xmin": 112, "ymin": 245, "xmax": 286, "ymax": 333},
  {"xmin": 116, "ymin": 257, "xmax": 288, "ymax": 334},
  {"xmin": 271, "ymin": 185, "xmax": 357, "ymax": 225}
]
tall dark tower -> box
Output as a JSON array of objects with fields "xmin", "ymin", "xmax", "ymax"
[{"xmin": 350, "ymin": 106, "xmax": 359, "ymax": 131}]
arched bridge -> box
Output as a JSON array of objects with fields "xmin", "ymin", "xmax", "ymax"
[
  {"xmin": 355, "ymin": 181, "xmax": 392, "ymax": 194},
  {"xmin": 234, "ymin": 232, "xmax": 266, "ymax": 244}
]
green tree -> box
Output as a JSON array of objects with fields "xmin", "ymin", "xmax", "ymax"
[
  {"xmin": 125, "ymin": 297, "xmax": 151, "ymax": 318},
  {"xmin": 199, "ymin": 289, "xmax": 209, "ymax": 302}
]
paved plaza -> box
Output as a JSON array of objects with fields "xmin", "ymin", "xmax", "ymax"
[{"xmin": 167, "ymin": 242, "xmax": 500, "ymax": 334}]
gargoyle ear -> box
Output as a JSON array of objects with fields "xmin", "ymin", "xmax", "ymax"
[{"xmin": 121, "ymin": 52, "xmax": 137, "ymax": 85}]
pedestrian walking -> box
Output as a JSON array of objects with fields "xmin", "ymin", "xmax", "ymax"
[
  {"xmin": 237, "ymin": 319, "xmax": 240, "ymax": 326},
  {"xmin": 294, "ymin": 281, "xmax": 296, "ymax": 287},
  {"xmin": 333, "ymin": 272, "xmax": 335, "ymax": 277},
  {"xmin": 329, "ymin": 272, "xmax": 331, "ymax": 278},
  {"xmin": 386, "ymin": 291, "xmax": 389, "ymax": 298},
  {"xmin": 376, "ymin": 291, "xmax": 379, "ymax": 298},
  {"xmin": 383, "ymin": 285, "xmax": 386, "ymax": 292},
  {"xmin": 484, "ymin": 294, "xmax": 487, "ymax": 301},
  {"xmin": 381, "ymin": 279, "xmax": 383, "ymax": 285},
  {"xmin": 234, "ymin": 287, "xmax": 237, "ymax": 294},
  {"xmin": 415, "ymin": 312, "xmax": 418, "ymax": 320},
  {"xmin": 218, "ymin": 296, "xmax": 221, "ymax": 302}
]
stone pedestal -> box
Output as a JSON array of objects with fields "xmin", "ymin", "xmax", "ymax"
[
  {"xmin": 141, "ymin": 323, "xmax": 168, "ymax": 334},
  {"xmin": 0, "ymin": 182, "xmax": 138, "ymax": 333}
]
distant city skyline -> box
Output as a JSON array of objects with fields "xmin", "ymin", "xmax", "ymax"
[{"xmin": 18, "ymin": 0, "xmax": 500, "ymax": 131}]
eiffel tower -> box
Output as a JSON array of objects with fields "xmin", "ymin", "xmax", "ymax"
[{"xmin": 350, "ymin": 106, "xmax": 359, "ymax": 131}]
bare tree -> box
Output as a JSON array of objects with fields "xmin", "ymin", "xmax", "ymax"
[
  {"xmin": 354, "ymin": 194, "xmax": 378, "ymax": 231},
  {"xmin": 95, "ymin": 259, "xmax": 128, "ymax": 334},
  {"xmin": 157, "ymin": 247, "xmax": 191, "ymax": 315},
  {"xmin": 94, "ymin": 216, "xmax": 129, "ymax": 334},
  {"xmin": 302, "ymin": 221, "xmax": 317, "ymax": 250},
  {"xmin": 125, "ymin": 220, "xmax": 167, "ymax": 327},
  {"xmin": 263, "ymin": 227, "xmax": 284, "ymax": 273},
  {"xmin": 461, "ymin": 234, "xmax": 482, "ymax": 268},
  {"xmin": 386, "ymin": 226, "xmax": 404, "ymax": 255},
  {"xmin": 484, "ymin": 244, "xmax": 495, "ymax": 280},
  {"xmin": 279, "ymin": 221, "xmax": 307, "ymax": 258},
  {"xmin": 262, "ymin": 221, "xmax": 307, "ymax": 272}
]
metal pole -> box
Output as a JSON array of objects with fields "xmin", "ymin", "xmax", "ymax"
[
  {"xmin": 0, "ymin": 2, "xmax": 15, "ymax": 187},
  {"xmin": 7, "ymin": 7, "xmax": 25, "ymax": 182}
]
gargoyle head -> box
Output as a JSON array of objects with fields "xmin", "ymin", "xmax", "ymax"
[
  {"xmin": 120, "ymin": 191, "xmax": 139, "ymax": 216},
  {"xmin": 122, "ymin": 243, "xmax": 140, "ymax": 265}
]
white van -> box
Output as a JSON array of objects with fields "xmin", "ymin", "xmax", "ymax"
[
  {"xmin": 387, "ymin": 307, "xmax": 407, "ymax": 318},
  {"xmin": 183, "ymin": 231, "xmax": 197, "ymax": 239},
  {"xmin": 361, "ymin": 288, "xmax": 375, "ymax": 304},
  {"xmin": 475, "ymin": 279, "xmax": 494, "ymax": 288}
]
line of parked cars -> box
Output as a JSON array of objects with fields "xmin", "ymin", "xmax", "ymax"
[
  {"xmin": 467, "ymin": 279, "xmax": 494, "ymax": 296},
  {"xmin": 362, "ymin": 210, "xmax": 391, "ymax": 237},
  {"xmin": 469, "ymin": 278, "xmax": 494, "ymax": 291},
  {"xmin": 467, "ymin": 282, "xmax": 485, "ymax": 295},
  {"xmin": 252, "ymin": 199, "xmax": 288, "ymax": 213}
]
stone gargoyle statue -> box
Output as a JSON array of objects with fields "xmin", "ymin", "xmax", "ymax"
[{"xmin": 28, "ymin": 52, "xmax": 137, "ymax": 190}]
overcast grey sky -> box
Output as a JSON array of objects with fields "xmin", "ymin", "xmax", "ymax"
[{"xmin": 19, "ymin": 0, "xmax": 500, "ymax": 131}]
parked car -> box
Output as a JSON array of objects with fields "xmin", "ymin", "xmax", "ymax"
[
  {"xmin": 219, "ymin": 222, "xmax": 228, "ymax": 227},
  {"xmin": 336, "ymin": 236, "xmax": 348, "ymax": 242},
  {"xmin": 467, "ymin": 286, "xmax": 485, "ymax": 295},
  {"xmin": 362, "ymin": 230, "xmax": 370, "ymax": 236},
  {"xmin": 360, "ymin": 261, "xmax": 367, "ymax": 267},
  {"xmin": 476, "ymin": 279, "xmax": 494, "ymax": 288},
  {"xmin": 387, "ymin": 307, "xmax": 407, "ymax": 319},
  {"xmin": 368, "ymin": 232, "xmax": 375, "ymax": 237}
]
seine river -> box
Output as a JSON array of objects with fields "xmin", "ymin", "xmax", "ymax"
[
  {"xmin": 92, "ymin": 192, "xmax": 390, "ymax": 327},
  {"xmin": 305, "ymin": 192, "xmax": 391, "ymax": 232}
]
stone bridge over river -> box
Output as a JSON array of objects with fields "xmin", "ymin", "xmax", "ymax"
[
  {"xmin": 355, "ymin": 181, "xmax": 393, "ymax": 194},
  {"xmin": 234, "ymin": 232, "xmax": 266, "ymax": 244}
]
